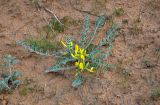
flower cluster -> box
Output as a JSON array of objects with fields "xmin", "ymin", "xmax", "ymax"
[
  {"xmin": 61, "ymin": 41, "xmax": 94, "ymax": 73},
  {"xmin": 17, "ymin": 16, "xmax": 117, "ymax": 87}
]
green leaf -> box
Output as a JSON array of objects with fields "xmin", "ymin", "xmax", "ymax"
[
  {"xmin": 12, "ymin": 71, "xmax": 22, "ymax": 79},
  {"xmin": 72, "ymin": 74, "xmax": 84, "ymax": 87},
  {"xmin": 99, "ymin": 52, "xmax": 112, "ymax": 60},
  {"xmin": 46, "ymin": 65, "xmax": 61, "ymax": 72},
  {"xmin": 3, "ymin": 55, "xmax": 19, "ymax": 66},
  {"xmin": 58, "ymin": 58, "xmax": 75, "ymax": 65},
  {"xmin": 66, "ymin": 37, "xmax": 73, "ymax": 53},
  {"xmin": 95, "ymin": 16, "xmax": 106, "ymax": 28},
  {"xmin": 17, "ymin": 40, "xmax": 60, "ymax": 57},
  {"xmin": 46, "ymin": 65, "xmax": 75, "ymax": 73},
  {"xmin": 85, "ymin": 16, "xmax": 106, "ymax": 49},
  {"xmin": 106, "ymin": 23, "xmax": 118, "ymax": 42},
  {"xmin": 80, "ymin": 16, "xmax": 90, "ymax": 46},
  {"xmin": 0, "ymin": 70, "xmax": 22, "ymax": 92},
  {"xmin": 97, "ymin": 23, "xmax": 118, "ymax": 48},
  {"xmin": 0, "ymin": 81, "xmax": 10, "ymax": 91},
  {"xmin": 12, "ymin": 80, "xmax": 21, "ymax": 87}
]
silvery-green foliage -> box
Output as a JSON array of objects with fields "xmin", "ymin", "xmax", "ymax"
[
  {"xmin": 0, "ymin": 71, "xmax": 21, "ymax": 92},
  {"xmin": 46, "ymin": 65, "xmax": 75, "ymax": 73},
  {"xmin": 17, "ymin": 16, "xmax": 118, "ymax": 87},
  {"xmin": 99, "ymin": 23, "xmax": 118, "ymax": 47},
  {"xmin": 16, "ymin": 40, "xmax": 62, "ymax": 57},
  {"xmin": 0, "ymin": 55, "xmax": 22, "ymax": 93},
  {"xmin": 86, "ymin": 23, "xmax": 118, "ymax": 71},
  {"xmin": 66, "ymin": 37, "xmax": 73, "ymax": 53},
  {"xmin": 76, "ymin": 17, "xmax": 116, "ymax": 86},
  {"xmin": 85, "ymin": 16, "xmax": 106, "ymax": 49},
  {"xmin": 72, "ymin": 74, "xmax": 84, "ymax": 87},
  {"xmin": 3, "ymin": 54, "xmax": 19, "ymax": 68},
  {"xmin": 95, "ymin": 15, "xmax": 106, "ymax": 27},
  {"xmin": 71, "ymin": 16, "xmax": 117, "ymax": 86},
  {"xmin": 80, "ymin": 16, "xmax": 90, "ymax": 47},
  {"xmin": 58, "ymin": 57, "xmax": 75, "ymax": 65}
]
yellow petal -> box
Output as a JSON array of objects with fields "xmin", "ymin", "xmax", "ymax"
[
  {"xmin": 81, "ymin": 55, "xmax": 85, "ymax": 61},
  {"xmin": 75, "ymin": 44, "xmax": 79, "ymax": 54},
  {"xmin": 60, "ymin": 41, "xmax": 67, "ymax": 47},
  {"xmin": 88, "ymin": 67, "xmax": 94, "ymax": 73},
  {"xmin": 83, "ymin": 49, "xmax": 88, "ymax": 57},
  {"xmin": 75, "ymin": 62, "xmax": 79, "ymax": 67},
  {"xmin": 71, "ymin": 54, "xmax": 78, "ymax": 59},
  {"xmin": 80, "ymin": 48, "xmax": 84, "ymax": 54},
  {"xmin": 75, "ymin": 53, "xmax": 80, "ymax": 57},
  {"xmin": 79, "ymin": 62, "xmax": 84, "ymax": 70}
]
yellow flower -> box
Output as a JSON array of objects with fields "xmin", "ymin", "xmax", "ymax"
[
  {"xmin": 60, "ymin": 41, "xmax": 67, "ymax": 47},
  {"xmin": 79, "ymin": 62, "xmax": 84, "ymax": 70},
  {"xmin": 87, "ymin": 67, "xmax": 94, "ymax": 73},
  {"xmin": 69, "ymin": 43, "xmax": 93, "ymax": 72},
  {"xmin": 71, "ymin": 53, "xmax": 78, "ymax": 59},
  {"xmin": 81, "ymin": 55, "xmax": 85, "ymax": 61},
  {"xmin": 75, "ymin": 62, "xmax": 79, "ymax": 67},
  {"xmin": 80, "ymin": 48, "xmax": 84, "ymax": 54},
  {"xmin": 60, "ymin": 41, "xmax": 94, "ymax": 73},
  {"xmin": 75, "ymin": 44, "xmax": 79, "ymax": 54},
  {"xmin": 75, "ymin": 62, "xmax": 84, "ymax": 70}
]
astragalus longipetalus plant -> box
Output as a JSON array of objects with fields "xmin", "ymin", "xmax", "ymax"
[{"xmin": 17, "ymin": 16, "xmax": 118, "ymax": 87}]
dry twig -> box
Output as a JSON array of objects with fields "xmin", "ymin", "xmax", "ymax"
[{"xmin": 37, "ymin": 1, "xmax": 64, "ymax": 25}]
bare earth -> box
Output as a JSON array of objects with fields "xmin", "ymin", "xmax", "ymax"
[{"xmin": 0, "ymin": 0, "xmax": 160, "ymax": 105}]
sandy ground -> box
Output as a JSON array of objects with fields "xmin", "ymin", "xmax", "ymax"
[{"xmin": 0, "ymin": 0, "xmax": 160, "ymax": 105}]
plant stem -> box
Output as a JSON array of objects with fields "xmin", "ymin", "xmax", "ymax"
[{"xmin": 85, "ymin": 27, "xmax": 98, "ymax": 49}]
